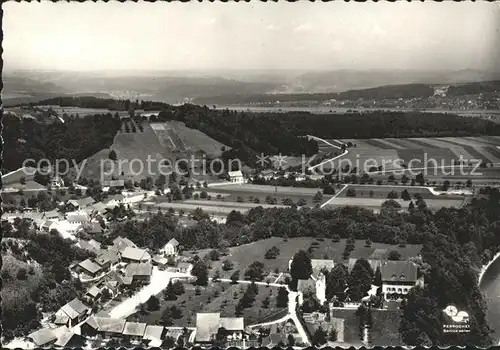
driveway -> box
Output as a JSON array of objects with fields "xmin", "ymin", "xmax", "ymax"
[{"xmin": 107, "ymin": 267, "xmax": 190, "ymax": 319}]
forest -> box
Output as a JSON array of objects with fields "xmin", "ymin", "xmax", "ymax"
[{"xmin": 2, "ymin": 112, "xmax": 121, "ymax": 173}]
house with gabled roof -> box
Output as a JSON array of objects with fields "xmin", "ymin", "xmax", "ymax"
[
  {"xmin": 122, "ymin": 322, "xmax": 147, "ymax": 342},
  {"xmin": 143, "ymin": 325, "xmax": 165, "ymax": 347},
  {"xmin": 161, "ymin": 238, "xmax": 179, "ymax": 256},
  {"xmin": 95, "ymin": 248, "xmax": 120, "ymax": 269},
  {"xmin": 125, "ymin": 262, "xmax": 153, "ymax": 283},
  {"xmin": 380, "ymin": 261, "xmax": 419, "ymax": 301},
  {"xmin": 121, "ymin": 246, "xmax": 151, "ymax": 263},
  {"xmin": 112, "ymin": 236, "xmax": 137, "ymax": 252},
  {"xmin": 76, "ymin": 258, "xmax": 102, "ymax": 277},
  {"xmin": 81, "ymin": 317, "xmax": 126, "ymax": 339},
  {"xmin": 27, "ymin": 328, "xmax": 57, "ymax": 347},
  {"xmin": 57, "ymin": 298, "xmax": 90, "ymax": 327}
]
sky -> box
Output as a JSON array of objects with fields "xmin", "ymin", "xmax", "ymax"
[{"xmin": 3, "ymin": 1, "xmax": 500, "ymax": 72}]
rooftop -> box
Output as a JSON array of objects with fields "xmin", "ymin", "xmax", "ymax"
[
  {"xmin": 219, "ymin": 317, "xmax": 244, "ymax": 331},
  {"xmin": 122, "ymin": 322, "xmax": 147, "ymax": 337},
  {"xmin": 143, "ymin": 325, "xmax": 165, "ymax": 342},
  {"xmin": 78, "ymin": 259, "xmax": 102, "ymax": 274},
  {"xmin": 121, "ymin": 246, "xmax": 151, "ymax": 261},
  {"xmin": 196, "ymin": 312, "xmax": 221, "ymax": 342},
  {"xmin": 381, "ymin": 261, "xmax": 418, "ymax": 282},
  {"xmin": 60, "ymin": 298, "xmax": 89, "ymax": 320},
  {"xmin": 167, "ymin": 238, "xmax": 179, "ymax": 247},
  {"xmin": 28, "ymin": 328, "xmax": 57, "ymax": 346},
  {"xmin": 126, "ymin": 262, "xmax": 153, "ymax": 277}
]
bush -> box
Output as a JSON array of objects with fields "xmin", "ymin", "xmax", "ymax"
[
  {"xmin": 346, "ymin": 188, "xmax": 356, "ymax": 197},
  {"xmin": 16, "ymin": 268, "xmax": 28, "ymax": 280},
  {"xmin": 264, "ymin": 246, "xmax": 280, "ymax": 260}
]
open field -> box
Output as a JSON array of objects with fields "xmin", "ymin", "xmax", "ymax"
[
  {"xmin": 151, "ymin": 121, "xmax": 229, "ymax": 158},
  {"xmin": 207, "ymin": 184, "xmax": 331, "ymax": 206},
  {"xmin": 319, "ymin": 136, "xmax": 500, "ymax": 174},
  {"xmin": 129, "ymin": 280, "xmax": 287, "ymax": 327},
  {"xmin": 36, "ymin": 105, "xmax": 131, "ymax": 117},
  {"xmin": 335, "ymin": 184, "xmax": 467, "ymax": 200},
  {"xmin": 323, "ymin": 197, "xmax": 464, "ymax": 211},
  {"xmin": 149, "ymin": 200, "xmax": 289, "ymax": 216},
  {"xmin": 182, "ymin": 237, "xmax": 422, "ymax": 279}
]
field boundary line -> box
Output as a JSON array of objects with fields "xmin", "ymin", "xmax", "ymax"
[
  {"xmin": 320, "ymin": 184, "xmax": 348, "ymax": 208},
  {"xmin": 307, "ymin": 135, "xmax": 349, "ymax": 171}
]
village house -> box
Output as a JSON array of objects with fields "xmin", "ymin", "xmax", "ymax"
[
  {"xmin": 67, "ymin": 197, "xmax": 96, "ymax": 211},
  {"xmin": 161, "ymin": 238, "xmax": 179, "ymax": 256},
  {"xmin": 195, "ymin": 313, "xmax": 247, "ymax": 345},
  {"xmin": 380, "ymin": 261, "xmax": 419, "ymax": 301},
  {"xmin": 85, "ymin": 222, "xmax": 104, "ymax": 235},
  {"xmin": 53, "ymin": 326, "xmax": 83, "ymax": 348},
  {"xmin": 112, "ymin": 236, "xmax": 137, "ymax": 252},
  {"xmin": 42, "ymin": 209, "xmax": 60, "ymax": 221},
  {"xmin": 66, "ymin": 211, "xmax": 91, "ymax": 225},
  {"xmin": 219, "ymin": 317, "xmax": 246, "ymax": 345},
  {"xmin": 56, "ymin": 298, "xmax": 90, "ymax": 327},
  {"xmin": 105, "ymin": 194, "xmax": 125, "ymax": 208},
  {"xmin": 228, "ymin": 170, "xmax": 245, "ymax": 184},
  {"xmin": 41, "ymin": 220, "xmax": 57, "ymax": 232},
  {"xmin": 81, "ymin": 317, "xmax": 126, "ymax": 339},
  {"xmin": 122, "ymin": 322, "xmax": 147, "ymax": 342},
  {"xmin": 95, "ymin": 249, "xmax": 120, "ymax": 269},
  {"xmin": 76, "ymin": 239, "xmax": 101, "ymax": 254},
  {"xmin": 152, "ymin": 255, "xmax": 170, "ymax": 269},
  {"xmin": 75, "ymin": 258, "xmax": 103, "ymax": 278},
  {"xmin": 142, "ymin": 325, "xmax": 165, "ymax": 347},
  {"xmin": 27, "ymin": 328, "xmax": 57, "ymax": 347},
  {"xmin": 177, "ymin": 262, "xmax": 192, "ymax": 274},
  {"xmin": 101, "ymin": 179, "xmax": 125, "ymax": 190},
  {"xmin": 125, "ymin": 262, "xmax": 153, "ymax": 283},
  {"xmin": 121, "ymin": 246, "xmax": 152, "ymax": 263},
  {"xmin": 85, "ymin": 285, "xmax": 103, "ymax": 304},
  {"xmin": 195, "ymin": 313, "xmax": 221, "ymax": 343},
  {"xmin": 88, "ymin": 202, "xmax": 107, "ymax": 216}
]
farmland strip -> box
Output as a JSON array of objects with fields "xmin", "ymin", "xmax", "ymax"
[
  {"xmin": 362, "ymin": 139, "xmax": 398, "ymax": 150},
  {"xmin": 463, "ymin": 137, "xmax": 499, "ymax": 147},
  {"xmin": 461, "ymin": 145, "xmax": 494, "ymax": 163},
  {"xmin": 473, "ymin": 147, "xmax": 500, "ymax": 164},
  {"xmin": 405, "ymin": 138, "xmax": 441, "ymax": 148},
  {"xmin": 385, "ymin": 138, "xmax": 420, "ymax": 149},
  {"xmin": 484, "ymin": 146, "xmax": 500, "ymax": 160}
]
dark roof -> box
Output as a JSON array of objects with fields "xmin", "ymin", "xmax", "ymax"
[{"xmin": 381, "ymin": 261, "xmax": 418, "ymax": 282}]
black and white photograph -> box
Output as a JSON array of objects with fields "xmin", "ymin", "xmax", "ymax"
[{"xmin": 2, "ymin": 1, "xmax": 500, "ymax": 348}]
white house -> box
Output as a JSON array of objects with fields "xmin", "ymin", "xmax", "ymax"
[
  {"xmin": 105, "ymin": 194, "xmax": 125, "ymax": 208},
  {"xmin": 228, "ymin": 170, "xmax": 245, "ymax": 184},
  {"xmin": 161, "ymin": 238, "xmax": 179, "ymax": 256},
  {"xmin": 66, "ymin": 211, "xmax": 91, "ymax": 225},
  {"xmin": 381, "ymin": 261, "xmax": 420, "ymax": 301}
]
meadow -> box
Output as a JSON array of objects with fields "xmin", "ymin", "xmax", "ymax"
[{"xmin": 182, "ymin": 237, "xmax": 423, "ymax": 280}]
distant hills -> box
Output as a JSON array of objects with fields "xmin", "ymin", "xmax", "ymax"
[{"xmin": 4, "ymin": 69, "xmax": 500, "ymax": 106}]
